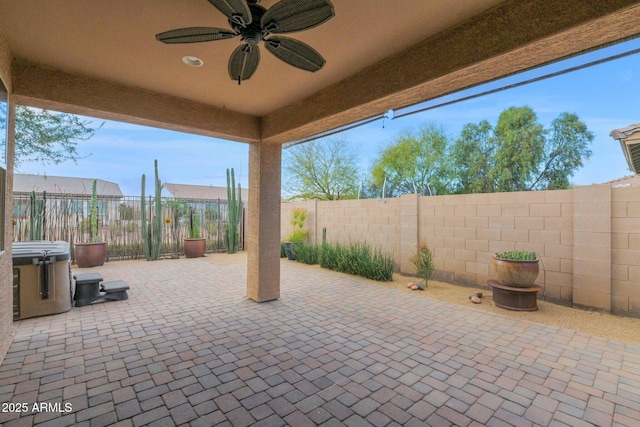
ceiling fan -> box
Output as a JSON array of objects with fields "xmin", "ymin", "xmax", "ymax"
[{"xmin": 156, "ymin": 0, "xmax": 335, "ymax": 84}]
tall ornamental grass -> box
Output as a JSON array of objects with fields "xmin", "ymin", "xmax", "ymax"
[
  {"xmin": 319, "ymin": 241, "xmax": 394, "ymax": 281},
  {"xmin": 291, "ymin": 242, "xmax": 320, "ymax": 265}
]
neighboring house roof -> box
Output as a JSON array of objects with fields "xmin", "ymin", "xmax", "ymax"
[
  {"xmin": 13, "ymin": 174, "xmax": 123, "ymax": 197},
  {"xmin": 610, "ymin": 123, "xmax": 640, "ymax": 173},
  {"xmin": 164, "ymin": 183, "xmax": 248, "ymax": 202},
  {"xmin": 602, "ymin": 174, "xmax": 640, "ymax": 188}
]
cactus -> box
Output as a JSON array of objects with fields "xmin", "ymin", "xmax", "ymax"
[
  {"xmin": 322, "ymin": 227, "xmax": 327, "ymax": 246},
  {"xmin": 141, "ymin": 173, "xmax": 149, "ymax": 258},
  {"xmin": 89, "ymin": 179, "xmax": 101, "ymax": 242},
  {"xmin": 141, "ymin": 160, "xmax": 164, "ymax": 260},
  {"xmin": 188, "ymin": 207, "xmax": 201, "ymax": 239},
  {"xmin": 223, "ymin": 168, "xmax": 242, "ymax": 254},
  {"xmin": 152, "ymin": 160, "xmax": 163, "ymax": 259},
  {"xmin": 29, "ymin": 190, "xmax": 44, "ymax": 240}
]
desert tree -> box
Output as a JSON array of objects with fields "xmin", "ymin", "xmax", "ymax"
[{"xmin": 283, "ymin": 136, "xmax": 360, "ymax": 200}]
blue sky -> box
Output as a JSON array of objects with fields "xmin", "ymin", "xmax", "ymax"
[{"xmin": 16, "ymin": 38, "xmax": 640, "ymax": 196}]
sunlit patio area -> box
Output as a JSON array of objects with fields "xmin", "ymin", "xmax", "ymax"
[{"xmin": 1, "ymin": 256, "xmax": 639, "ymax": 426}]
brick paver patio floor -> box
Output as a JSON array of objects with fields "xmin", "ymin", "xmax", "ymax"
[{"xmin": 1, "ymin": 258, "xmax": 640, "ymax": 426}]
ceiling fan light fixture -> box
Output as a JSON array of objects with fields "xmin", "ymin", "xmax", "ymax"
[
  {"xmin": 158, "ymin": 0, "xmax": 335, "ymax": 83},
  {"xmin": 182, "ymin": 56, "xmax": 204, "ymax": 67}
]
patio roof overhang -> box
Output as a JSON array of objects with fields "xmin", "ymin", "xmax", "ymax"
[
  {"xmin": 2, "ymin": 0, "xmax": 640, "ymax": 145},
  {"xmin": 4, "ymin": 0, "xmax": 640, "ymax": 304}
]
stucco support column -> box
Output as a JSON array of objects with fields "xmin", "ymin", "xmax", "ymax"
[
  {"xmin": 0, "ymin": 34, "xmax": 14, "ymax": 366},
  {"xmin": 247, "ymin": 142, "xmax": 282, "ymax": 302}
]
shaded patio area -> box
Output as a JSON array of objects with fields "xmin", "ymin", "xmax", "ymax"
[{"xmin": 1, "ymin": 257, "xmax": 640, "ymax": 426}]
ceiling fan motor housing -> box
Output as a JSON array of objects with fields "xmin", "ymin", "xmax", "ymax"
[{"xmin": 232, "ymin": 3, "xmax": 268, "ymax": 45}]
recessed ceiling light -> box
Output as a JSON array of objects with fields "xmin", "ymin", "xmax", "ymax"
[{"xmin": 182, "ymin": 56, "xmax": 203, "ymax": 67}]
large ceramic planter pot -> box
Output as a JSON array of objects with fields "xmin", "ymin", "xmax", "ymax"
[
  {"xmin": 283, "ymin": 242, "xmax": 296, "ymax": 260},
  {"xmin": 74, "ymin": 242, "xmax": 107, "ymax": 268},
  {"xmin": 492, "ymin": 255, "xmax": 539, "ymax": 288},
  {"xmin": 184, "ymin": 238, "xmax": 206, "ymax": 258}
]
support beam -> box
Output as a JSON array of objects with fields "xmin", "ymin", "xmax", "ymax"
[
  {"xmin": 247, "ymin": 142, "xmax": 282, "ymax": 302},
  {"xmin": 261, "ymin": 0, "xmax": 640, "ymax": 144},
  {"xmin": 11, "ymin": 58, "xmax": 261, "ymax": 143}
]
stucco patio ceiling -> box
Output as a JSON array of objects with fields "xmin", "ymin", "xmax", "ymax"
[{"xmin": 2, "ymin": 0, "xmax": 640, "ymax": 144}]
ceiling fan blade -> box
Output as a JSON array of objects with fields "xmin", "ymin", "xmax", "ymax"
[
  {"xmin": 156, "ymin": 27, "xmax": 237, "ymax": 44},
  {"xmin": 265, "ymin": 36, "xmax": 325, "ymax": 72},
  {"xmin": 208, "ymin": 0, "xmax": 252, "ymax": 26},
  {"xmin": 261, "ymin": 0, "xmax": 334, "ymax": 33},
  {"xmin": 228, "ymin": 44, "xmax": 260, "ymax": 83}
]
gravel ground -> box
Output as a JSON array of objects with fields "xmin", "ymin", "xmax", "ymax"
[
  {"xmin": 386, "ymin": 272, "xmax": 640, "ymax": 347},
  {"xmin": 204, "ymin": 252, "xmax": 640, "ymax": 347}
]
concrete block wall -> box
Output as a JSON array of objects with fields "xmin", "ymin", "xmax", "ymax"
[
  {"xmin": 573, "ymin": 186, "xmax": 611, "ymax": 311},
  {"xmin": 418, "ymin": 190, "xmax": 575, "ymax": 301},
  {"xmin": 315, "ymin": 198, "xmax": 403, "ymax": 265},
  {"xmin": 281, "ymin": 200, "xmax": 317, "ymax": 244},
  {"xmin": 282, "ymin": 185, "xmax": 640, "ymax": 316},
  {"xmin": 282, "ymin": 197, "xmax": 403, "ymax": 266},
  {"xmin": 611, "ymin": 186, "xmax": 640, "ymax": 315}
]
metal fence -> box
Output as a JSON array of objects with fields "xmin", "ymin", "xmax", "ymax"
[{"xmin": 12, "ymin": 193, "xmax": 244, "ymax": 262}]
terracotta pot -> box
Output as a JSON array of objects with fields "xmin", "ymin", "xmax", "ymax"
[
  {"xmin": 492, "ymin": 255, "xmax": 539, "ymax": 288},
  {"xmin": 74, "ymin": 242, "xmax": 107, "ymax": 268},
  {"xmin": 184, "ymin": 238, "xmax": 206, "ymax": 258}
]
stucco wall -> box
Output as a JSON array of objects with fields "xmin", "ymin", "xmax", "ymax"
[
  {"xmin": 0, "ymin": 33, "xmax": 13, "ymax": 365},
  {"xmin": 282, "ymin": 185, "xmax": 640, "ymax": 317}
]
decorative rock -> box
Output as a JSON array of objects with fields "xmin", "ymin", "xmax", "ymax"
[
  {"xmin": 471, "ymin": 296, "xmax": 481, "ymax": 304},
  {"xmin": 407, "ymin": 282, "xmax": 415, "ymax": 288},
  {"xmin": 410, "ymin": 284, "xmax": 419, "ymax": 290}
]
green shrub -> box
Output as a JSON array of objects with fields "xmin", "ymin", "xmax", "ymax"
[
  {"xmin": 370, "ymin": 250, "xmax": 395, "ymax": 282},
  {"xmin": 290, "ymin": 208, "xmax": 307, "ymax": 229},
  {"xmin": 319, "ymin": 242, "xmax": 340, "ymax": 270},
  {"xmin": 410, "ymin": 243, "xmax": 434, "ymax": 287},
  {"xmin": 292, "ymin": 242, "xmax": 320, "ymax": 264},
  {"xmin": 285, "ymin": 208, "xmax": 308, "ymax": 243},
  {"xmin": 286, "ymin": 229, "xmax": 308, "ymax": 243},
  {"xmin": 280, "ymin": 241, "xmax": 287, "ymax": 258},
  {"xmin": 319, "ymin": 241, "xmax": 393, "ymax": 281}
]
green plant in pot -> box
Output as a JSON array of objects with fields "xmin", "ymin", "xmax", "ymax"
[
  {"xmin": 492, "ymin": 250, "xmax": 539, "ymax": 287},
  {"xmin": 184, "ymin": 207, "xmax": 206, "ymax": 258},
  {"xmin": 74, "ymin": 179, "xmax": 108, "ymax": 268},
  {"xmin": 284, "ymin": 208, "xmax": 308, "ymax": 260}
]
